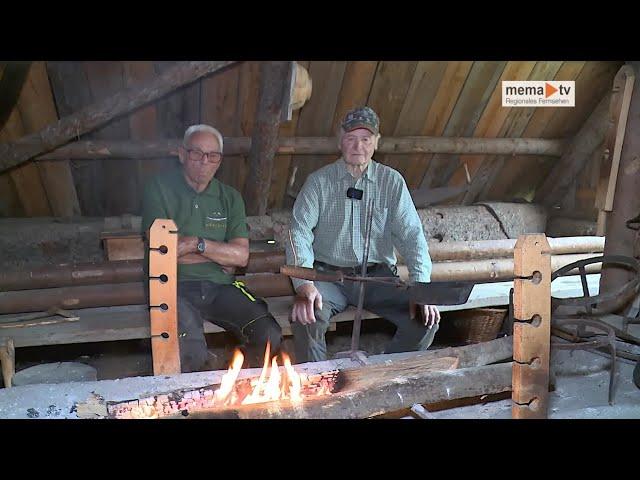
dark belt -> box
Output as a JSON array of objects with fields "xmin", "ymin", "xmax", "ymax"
[{"xmin": 314, "ymin": 261, "xmax": 384, "ymax": 276}]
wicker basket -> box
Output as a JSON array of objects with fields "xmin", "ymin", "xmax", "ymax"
[{"xmin": 440, "ymin": 308, "xmax": 507, "ymax": 345}]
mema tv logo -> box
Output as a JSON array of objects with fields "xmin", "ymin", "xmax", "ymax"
[{"xmin": 502, "ymin": 81, "xmax": 575, "ymax": 107}]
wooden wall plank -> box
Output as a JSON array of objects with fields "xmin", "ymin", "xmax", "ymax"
[
  {"xmin": 123, "ymin": 61, "xmax": 163, "ymax": 189},
  {"xmin": 152, "ymin": 61, "xmax": 200, "ymax": 188},
  {"xmin": 269, "ymin": 61, "xmax": 314, "ymax": 210},
  {"xmin": 0, "ymin": 173, "xmax": 22, "ymax": 217},
  {"xmin": 365, "ymin": 61, "xmax": 417, "ymax": 169},
  {"xmin": 470, "ymin": 61, "xmax": 564, "ymax": 204},
  {"xmin": 509, "ymin": 61, "xmax": 621, "ymax": 201},
  {"xmin": 201, "ymin": 62, "xmax": 242, "ymax": 191},
  {"xmin": 288, "ymin": 61, "xmax": 347, "ymax": 196},
  {"xmin": 386, "ymin": 61, "xmax": 448, "ymax": 184},
  {"xmin": 0, "ymin": 107, "xmax": 51, "ymax": 216},
  {"xmin": 331, "ymin": 61, "xmax": 379, "ymax": 132},
  {"xmin": 233, "ymin": 61, "xmax": 261, "ymax": 200},
  {"xmin": 405, "ymin": 61, "xmax": 473, "ymax": 189},
  {"xmin": 84, "ymin": 61, "xmax": 135, "ymax": 215},
  {"xmin": 0, "ymin": 64, "xmax": 25, "ymax": 217},
  {"xmin": 154, "ymin": 61, "xmax": 195, "ymax": 137},
  {"xmin": 420, "ymin": 61, "xmax": 507, "ymax": 189},
  {"xmin": 446, "ymin": 61, "xmax": 537, "ymax": 194},
  {"xmin": 17, "ymin": 61, "xmax": 80, "ymax": 217},
  {"xmin": 486, "ymin": 61, "xmax": 586, "ymax": 200},
  {"xmin": 46, "ymin": 61, "xmax": 102, "ymax": 216}
]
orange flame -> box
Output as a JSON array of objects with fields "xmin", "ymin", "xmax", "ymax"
[
  {"xmin": 214, "ymin": 349, "xmax": 244, "ymax": 405},
  {"xmin": 211, "ymin": 342, "xmax": 307, "ymax": 407},
  {"xmin": 283, "ymin": 353, "xmax": 302, "ymax": 403}
]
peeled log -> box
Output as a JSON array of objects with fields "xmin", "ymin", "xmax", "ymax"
[
  {"xmin": 410, "ymin": 335, "xmax": 512, "ymax": 368},
  {"xmin": 0, "ymin": 239, "xmax": 602, "ymax": 292},
  {"xmin": 0, "ymin": 273, "xmax": 294, "ymax": 314},
  {"xmin": 428, "ymin": 236, "xmax": 604, "ymax": 262},
  {"xmin": 0, "ymin": 260, "xmax": 142, "ymax": 291},
  {"xmin": 0, "ymin": 252, "xmax": 286, "ymax": 291},
  {"xmin": 412, "ymin": 253, "xmax": 601, "ymax": 282},
  {"xmin": 0, "ymin": 282, "xmax": 146, "ymax": 314},
  {"xmin": 0, "ymin": 253, "xmax": 601, "ymax": 313}
]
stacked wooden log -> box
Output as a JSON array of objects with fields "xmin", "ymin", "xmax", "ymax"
[{"xmin": 0, "ymin": 236, "xmax": 604, "ymax": 315}]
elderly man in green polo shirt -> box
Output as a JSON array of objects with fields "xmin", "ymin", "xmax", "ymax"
[
  {"xmin": 285, "ymin": 106, "xmax": 440, "ymax": 363},
  {"xmin": 142, "ymin": 124, "xmax": 282, "ymax": 372}
]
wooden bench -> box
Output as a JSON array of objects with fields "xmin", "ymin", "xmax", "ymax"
[
  {"xmin": 0, "ymin": 296, "xmax": 380, "ymax": 385},
  {"xmin": 0, "ymin": 297, "xmax": 378, "ymax": 349}
]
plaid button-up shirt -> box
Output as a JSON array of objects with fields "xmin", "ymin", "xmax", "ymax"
[{"xmin": 286, "ymin": 158, "xmax": 432, "ymax": 291}]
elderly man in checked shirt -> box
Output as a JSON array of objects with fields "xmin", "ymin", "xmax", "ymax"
[{"xmin": 285, "ymin": 106, "xmax": 441, "ymax": 363}]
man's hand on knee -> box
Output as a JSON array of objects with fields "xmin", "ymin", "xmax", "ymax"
[
  {"xmin": 292, "ymin": 283, "xmax": 323, "ymax": 325},
  {"xmin": 410, "ymin": 301, "xmax": 441, "ymax": 329}
]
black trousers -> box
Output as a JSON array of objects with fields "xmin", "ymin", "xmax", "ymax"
[{"xmin": 177, "ymin": 280, "xmax": 282, "ymax": 372}]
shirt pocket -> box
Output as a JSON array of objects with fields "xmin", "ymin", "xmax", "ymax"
[{"xmin": 370, "ymin": 206, "xmax": 388, "ymax": 238}]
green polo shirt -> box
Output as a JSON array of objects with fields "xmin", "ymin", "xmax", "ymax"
[{"xmin": 141, "ymin": 168, "xmax": 249, "ymax": 284}]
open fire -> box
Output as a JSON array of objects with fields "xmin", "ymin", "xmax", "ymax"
[
  {"xmin": 215, "ymin": 342, "xmax": 306, "ymax": 406},
  {"xmin": 108, "ymin": 343, "xmax": 338, "ymax": 419}
]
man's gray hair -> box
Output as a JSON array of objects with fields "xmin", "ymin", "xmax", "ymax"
[{"xmin": 183, "ymin": 124, "xmax": 224, "ymax": 152}]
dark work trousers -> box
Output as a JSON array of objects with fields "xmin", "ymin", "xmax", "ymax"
[
  {"xmin": 177, "ymin": 280, "xmax": 282, "ymax": 372},
  {"xmin": 291, "ymin": 263, "xmax": 439, "ymax": 363}
]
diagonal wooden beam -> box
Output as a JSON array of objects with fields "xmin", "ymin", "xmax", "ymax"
[
  {"xmin": 0, "ymin": 61, "xmax": 237, "ymax": 174},
  {"xmin": 534, "ymin": 92, "xmax": 611, "ymax": 206},
  {"xmin": 18, "ymin": 62, "xmax": 81, "ymax": 217}
]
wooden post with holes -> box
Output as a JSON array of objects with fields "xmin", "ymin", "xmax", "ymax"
[
  {"xmin": 512, "ymin": 234, "xmax": 551, "ymax": 419},
  {"xmin": 148, "ymin": 219, "xmax": 180, "ymax": 375}
]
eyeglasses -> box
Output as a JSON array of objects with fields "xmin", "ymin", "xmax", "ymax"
[{"xmin": 186, "ymin": 148, "xmax": 223, "ymax": 164}]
